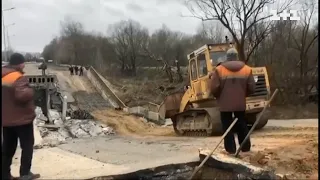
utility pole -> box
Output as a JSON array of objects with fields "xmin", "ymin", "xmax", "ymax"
[
  {"xmin": 6, "ymin": 29, "xmax": 10, "ymax": 50},
  {"xmin": 2, "ymin": 7, "xmax": 15, "ymax": 62},
  {"xmin": 7, "ymin": 33, "xmax": 15, "ymax": 53},
  {"xmin": 2, "ymin": 12, "xmax": 7, "ymax": 61},
  {"xmin": 5, "ymin": 23, "xmax": 15, "ymax": 56}
]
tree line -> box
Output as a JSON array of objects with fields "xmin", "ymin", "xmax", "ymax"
[
  {"xmin": 41, "ymin": 17, "xmax": 224, "ymax": 80},
  {"xmin": 41, "ymin": 0, "xmax": 318, "ymax": 104}
]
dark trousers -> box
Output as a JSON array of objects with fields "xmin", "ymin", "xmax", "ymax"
[
  {"xmin": 79, "ymin": 71, "xmax": 83, "ymax": 76},
  {"xmin": 220, "ymin": 111, "xmax": 251, "ymax": 153},
  {"xmin": 2, "ymin": 123, "xmax": 34, "ymax": 178}
]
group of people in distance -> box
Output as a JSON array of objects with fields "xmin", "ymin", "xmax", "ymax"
[{"xmin": 69, "ymin": 65, "xmax": 84, "ymax": 76}]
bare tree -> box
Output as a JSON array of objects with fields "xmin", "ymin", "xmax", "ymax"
[
  {"xmin": 186, "ymin": 0, "xmax": 294, "ymax": 63},
  {"xmin": 109, "ymin": 19, "xmax": 149, "ymax": 76},
  {"xmin": 290, "ymin": 0, "xmax": 318, "ymax": 102},
  {"xmin": 42, "ymin": 38, "xmax": 58, "ymax": 61},
  {"xmin": 199, "ymin": 21, "xmax": 225, "ymax": 43},
  {"xmin": 248, "ymin": 0, "xmax": 318, "ymax": 104},
  {"xmin": 144, "ymin": 25, "xmax": 184, "ymax": 82},
  {"xmin": 60, "ymin": 17, "xmax": 85, "ymax": 65}
]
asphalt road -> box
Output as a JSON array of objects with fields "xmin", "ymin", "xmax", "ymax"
[
  {"xmin": 58, "ymin": 118, "xmax": 318, "ymax": 166},
  {"xmin": 24, "ymin": 62, "xmax": 50, "ymax": 75}
]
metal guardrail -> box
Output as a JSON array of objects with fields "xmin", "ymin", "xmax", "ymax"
[{"xmin": 88, "ymin": 66, "xmax": 126, "ymax": 108}]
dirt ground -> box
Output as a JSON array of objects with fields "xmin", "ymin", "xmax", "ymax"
[
  {"xmin": 91, "ymin": 109, "xmax": 174, "ymax": 137},
  {"xmin": 72, "ymin": 111, "xmax": 319, "ymax": 179},
  {"xmin": 89, "ymin": 108, "xmax": 318, "ymax": 179},
  {"xmin": 240, "ymin": 128, "xmax": 318, "ymax": 179}
]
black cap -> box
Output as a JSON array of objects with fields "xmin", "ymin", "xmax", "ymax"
[{"xmin": 9, "ymin": 53, "xmax": 25, "ymax": 65}]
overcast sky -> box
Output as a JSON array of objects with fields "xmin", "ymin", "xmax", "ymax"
[{"xmin": 2, "ymin": 0, "xmax": 201, "ymax": 53}]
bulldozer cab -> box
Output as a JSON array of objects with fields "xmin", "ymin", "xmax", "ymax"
[{"xmin": 187, "ymin": 43, "xmax": 233, "ymax": 102}]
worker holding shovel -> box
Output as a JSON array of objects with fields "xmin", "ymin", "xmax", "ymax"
[{"xmin": 209, "ymin": 48, "xmax": 256, "ymax": 154}]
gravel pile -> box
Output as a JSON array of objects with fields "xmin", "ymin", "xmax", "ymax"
[{"xmin": 34, "ymin": 107, "xmax": 115, "ymax": 147}]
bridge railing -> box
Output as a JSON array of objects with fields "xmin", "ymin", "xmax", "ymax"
[{"xmin": 86, "ymin": 66, "xmax": 126, "ymax": 108}]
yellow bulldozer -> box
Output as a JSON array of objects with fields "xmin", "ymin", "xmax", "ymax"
[{"xmin": 158, "ymin": 41, "xmax": 271, "ymax": 136}]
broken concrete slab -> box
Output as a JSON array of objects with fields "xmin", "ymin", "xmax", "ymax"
[
  {"xmin": 88, "ymin": 150, "xmax": 277, "ymax": 180},
  {"xmin": 80, "ymin": 121, "xmax": 103, "ymax": 136},
  {"xmin": 38, "ymin": 127, "xmax": 49, "ymax": 137},
  {"xmin": 123, "ymin": 106, "xmax": 164, "ymax": 125},
  {"xmin": 199, "ymin": 149, "xmax": 277, "ymax": 179},
  {"xmin": 54, "ymin": 118, "xmax": 64, "ymax": 126},
  {"xmin": 162, "ymin": 119, "xmax": 173, "ymax": 127},
  {"xmin": 88, "ymin": 162, "xmax": 197, "ymax": 180},
  {"xmin": 34, "ymin": 104, "xmax": 115, "ymax": 147},
  {"xmin": 49, "ymin": 109, "xmax": 61, "ymax": 121},
  {"xmin": 37, "ymin": 114, "xmax": 48, "ymax": 122},
  {"xmin": 37, "ymin": 124, "xmax": 62, "ymax": 129},
  {"xmin": 33, "ymin": 121, "xmax": 43, "ymax": 147},
  {"xmin": 102, "ymin": 127, "xmax": 115, "ymax": 135},
  {"xmin": 85, "ymin": 153, "xmax": 198, "ymax": 180}
]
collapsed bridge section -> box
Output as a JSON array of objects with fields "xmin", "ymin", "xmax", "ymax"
[{"xmin": 24, "ymin": 63, "xmax": 116, "ymax": 147}]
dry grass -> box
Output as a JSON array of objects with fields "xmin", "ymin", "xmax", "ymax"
[{"xmin": 104, "ymin": 68, "xmax": 318, "ymax": 119}]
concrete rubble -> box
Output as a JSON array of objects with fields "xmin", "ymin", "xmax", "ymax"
[{"xmin": 34, "ymin": 107, "xmax": 115, "ymax": 148}]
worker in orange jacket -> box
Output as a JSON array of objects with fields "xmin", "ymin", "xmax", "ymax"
[
  {"xmin": 2, "ymin": 53, "xmax": 40, "ymax": 180},
  {"xmin": 209, "ymin": 48, "xmax": 256, "ymax": 154}
]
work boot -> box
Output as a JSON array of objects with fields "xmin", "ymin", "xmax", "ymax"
[
  {"xmin": 3, "ymin": 175, "xmax": 18, "ymax": 180},
  {"xmin": 19, "ymin": 172, "xmax": 40, "ymax": 180}
]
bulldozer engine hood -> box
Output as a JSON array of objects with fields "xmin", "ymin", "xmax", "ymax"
[{"xmin": 220, "ymin": 61, "xmax": 245, "ymax": 72}]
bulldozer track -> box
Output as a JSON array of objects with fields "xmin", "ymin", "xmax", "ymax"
[
  {"xmin": 183, "ymin": 130, "xmax": 208, "ymax": 137},
  {"xmin": 172, "ymin": 108, "xmax": 223, "ymax": 137}
]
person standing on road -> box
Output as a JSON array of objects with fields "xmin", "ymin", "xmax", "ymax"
[
  {"xmin": 74, "ymin": 66, "xmax": 79, "ymax": 75},
  {"xmin": 79, "ymin": 66, "xmax": 84, "ymax": 76},
  {"xmin": 38, "ymin": 60, "xmax": 47, "ymax": 76},
  {"xmin": 69, "ymin": 65, "xmax": 74, "ymax": 75},
  {"xmin": 209, "ymin": 48, "xmax": 255, "ymax": 154},
  {"xmin": 2, "ymin": 53, "xmax": 41, "ymax": 180}
]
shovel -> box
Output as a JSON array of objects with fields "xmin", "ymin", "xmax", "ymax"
[
  {"xmin": 189, "ymin": 89, "xmax": 279, "ymax": 180},
  {"xmin": 234, "ymin": 89, "xmax": 279, "ymax": 158}
]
